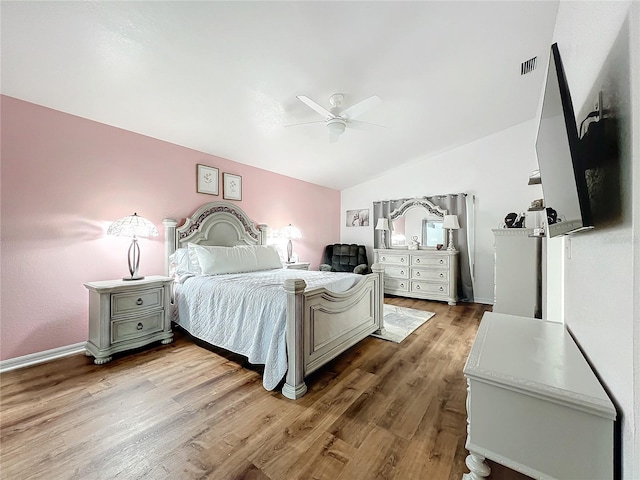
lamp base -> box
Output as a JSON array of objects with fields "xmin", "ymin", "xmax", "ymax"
[{"xmin": 123, "ymin": 275, "xmax": 145, "ymax": 281}]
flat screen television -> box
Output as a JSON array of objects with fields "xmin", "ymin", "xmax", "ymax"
[{"xmin": 535, "ymin": 43, "xmax": 593, "ymax": 237}]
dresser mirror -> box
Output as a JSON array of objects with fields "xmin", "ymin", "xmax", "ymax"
[{"xmin": 389, "ymin": 198, "xmax": 447, "ymax": 248}]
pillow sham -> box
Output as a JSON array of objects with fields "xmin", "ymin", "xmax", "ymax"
[
  {"xmin": 188, "ymin": 243, "xmax": 283, "ymax": 275},
  {"xmin": 169, "ymin": 247, "xmax": 201, "ymax": 276}
]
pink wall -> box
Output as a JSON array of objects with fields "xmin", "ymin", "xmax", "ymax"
[{"xmin": 0, "ymin": 95, "xmax": 340, "ymax": 361}]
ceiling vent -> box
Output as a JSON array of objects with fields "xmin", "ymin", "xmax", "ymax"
[{"xmin": 521, "ymin": 56, "xmax": 538, "ymax": 75}]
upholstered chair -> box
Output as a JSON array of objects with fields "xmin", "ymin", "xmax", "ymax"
[{"xmin": 319, "ymin": 244, "xmax": 370, "ymax": 275}]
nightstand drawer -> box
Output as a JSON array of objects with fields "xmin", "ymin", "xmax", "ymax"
[
  {"xmin": 111, "ymin": 287, "xmax": 163, "ymax": 317},
  {"xmin": 111, "ymin": 312, "xmax": 164, "ymax": 343}
]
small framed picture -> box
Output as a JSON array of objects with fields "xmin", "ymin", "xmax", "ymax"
[
  {"xmin": 196, "ymin": 164, "xmax": 219, "ymax": 195},
  {"xmin": 223, "ymin": 173, "xmax": 242, "ymax": 201},
  {"xmin": 346, "ymin": 208, "xmax": 370, "ymax": 227}
]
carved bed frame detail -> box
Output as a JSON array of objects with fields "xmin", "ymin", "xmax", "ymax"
[{"xmin": 163, "ymin": 201, "xmax": 385, "ymax": 399}]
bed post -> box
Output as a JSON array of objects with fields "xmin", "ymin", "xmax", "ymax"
[
  {"xmin": 163, "ymin": 218, "xmax": 178, "ymax": 276},
  {"xmin": 372, "ymin": 263, "xmax": 386, "ymax": 336},
  {"xmin": 282, "ymin": 278, "xmax": 308, "ymax": 400}
]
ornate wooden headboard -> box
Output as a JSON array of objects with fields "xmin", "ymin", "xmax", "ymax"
[{"xmin": 163, "ymin": 201, "xmax": 268, "ymax": 275}]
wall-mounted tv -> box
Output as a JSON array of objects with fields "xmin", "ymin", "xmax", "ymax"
[{"xmin": 535, "ymin": 43, "xmax": 593, "ymax": 237}]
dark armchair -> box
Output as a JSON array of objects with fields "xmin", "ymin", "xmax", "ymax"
[{"xmin": 319, "ymin": 243, "xmax": 371, "ymax": 275}]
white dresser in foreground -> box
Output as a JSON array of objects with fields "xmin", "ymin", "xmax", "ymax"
[
  {"xmin": 374, "ymin": 248, "xmax": 458, "ymax": 305},
  {"xmin": 463, "ymin": 312, "xmax": 616, "ymax": 480}
]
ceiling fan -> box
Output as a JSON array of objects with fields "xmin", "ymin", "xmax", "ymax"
[{"xmin": 288, "ymin": 93, "xmax": 383, "ymax": 143}]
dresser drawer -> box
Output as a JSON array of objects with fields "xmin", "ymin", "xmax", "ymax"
[
  {"xmin": 411, "ymin": 268, "xmax": 449, "ymax": 282},
  {"xmin": 411, "ymin": 255, "xmax": 449, "ymax": 267},
  {"xmin": 111, "ymin": 312, "xmax": 164, "ymax": 343},
  {"xmin": 111, "ymin": 287, "xmax": 164, "ymax": 317},
  {"xmin": 386, "ymin": 265, "xmax": 409, "ymax": 278},
  {"xmin": 378, "ymin": 252, "xmax": 409, "ymax": 265},
  {"xmin": 411, "ymin": 281, "xmax": 449, "ymax": 296},
  {"xmin": 385, "ymin": 277, "xmax": 410, "ymax": 291}
]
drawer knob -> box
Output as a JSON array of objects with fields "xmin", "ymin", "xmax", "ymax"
[
  {"xmin": 416, "ymin": 271, "xmax": 420, "ymax": 276},
  {"xmin": 400, "ymin": 270, "xmax": 405, "ymax": 275},
  {"xmin": 415, "ymin": 258, "xmax": 421, "ymax": 263},
  {"xmin": 439, "ymin": 273, "xmax": 444, "ymax": 278},
  {"xmin": 439, "ymin": 286, "xmax": 444, "ymax": 292},
  {"xmin": 416, "ymin": 285, "xmax": 421, "ymax": 290},
  {"xmin": 382, "ymin": 257, "xmax": 386, "ymax": 261},
  {"xmin": 400, "ymin": 283, "xmax": 405, "ymax": 288},
  {"xmin": 136, "ymin": 298, "xmax": 143, "ymax": 306},
  {"xmin": 439, "ymin": 259, "xmax": 444, "ymax": 264},
  {"xmin": 401, "ymin": 258, "xmax": 405, "ymax": 263},
  {"xmin": 137, "ymin": 322, "xmax": 143, "ymax": 330}
]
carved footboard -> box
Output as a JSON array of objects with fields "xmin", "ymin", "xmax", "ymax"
[{"xmin": 282, "ymin": 263, "xmax": 384, "ymax": 399}]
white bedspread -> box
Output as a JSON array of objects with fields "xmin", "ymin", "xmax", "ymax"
[{"xmin": 174, "ymin": 269, "xmax": 362, "ymax": 390}]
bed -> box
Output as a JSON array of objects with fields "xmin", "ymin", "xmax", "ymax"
[{"xmin": 163, "ymin": 201, "xmax": 385, "ymax": 399}]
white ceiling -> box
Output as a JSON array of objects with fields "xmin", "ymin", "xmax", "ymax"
[{"xmin": 1, "ymin": 1, "xmax": 559, "ymax": 190}]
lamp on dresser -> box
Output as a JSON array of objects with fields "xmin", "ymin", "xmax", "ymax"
[
  {"xmin": 375, "ymin": 218, "xmax": 390, "ymax": 249},
  {"xmin": 282, "ymin": 223, "xmax": 302, "ymax": 263},
  {"xmin": 107, "ymin": 212, "xmax": 159, "ymax": 280},
  {"xmin": 443, "ymin": 214, "xmax": 460, "ymax": 251}
]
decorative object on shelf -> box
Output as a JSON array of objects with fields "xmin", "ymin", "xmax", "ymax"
[
  {"xmin": 408, "ymin": 235, "xmax": 420, "ymax": 250},
  {"xmin": 375, "ymin": 218, "xmax": 390, "ymax": 248},
  {"xmin": 436, "ymin": 243, "xmax": 444, "ymax": 250},
  {"xmin": 196, "ymin": 164, "xmax": 219, "ymax": 195},
  {"xmin": 346, "ymin": 208, "xmax": 370, "ymax": 227},
  {"xmin": 504, "ymin": 212, "xmax": 525, "ymax": 228},
  {"xmin": 530, "ymin": 198, "xmax": 544, "ymax": 209},
  {"xmin": 546, "ymin": 207, "xmax": 559, "ymax": 225},
  {"xmin": 223, "ymin": 172, "xmax": 242, "ymax": 201},
  {"xmin": 282, "ymin": 223, "xmax": 302, "ymax": 263},
  {"xmin": 443, "ymin": 214, "xmax": 460, "ymax": 251},
  {"xmin": 107, "ymin": 213, "xmax": 159, "ymax": 281}
]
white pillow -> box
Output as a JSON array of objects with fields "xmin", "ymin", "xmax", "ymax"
[
  {"xmin": 169, "ymin": 247, "xmax": 201, "ymax": 276},
  {"xmin": 188, "ymin": 244, "xmax": 282, "ymax": 275}
]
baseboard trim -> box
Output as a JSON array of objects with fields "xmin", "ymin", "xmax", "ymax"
[
  {"xmin": 473, "ymin": 296, "xmax": 495, "ymax": 305},
  {"xmin": 0, "ymin": 342, "xmax": 86, "ymax": 373}
]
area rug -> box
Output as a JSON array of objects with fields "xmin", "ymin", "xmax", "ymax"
[{"xmin": 371, "ymin": 305, "xmax": 436, "ymax": 343}]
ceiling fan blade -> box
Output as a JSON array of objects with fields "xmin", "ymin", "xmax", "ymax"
[
  {"xmin": 347, "ymin": 119, "xmax": 387, "ymax": 132},
  {"xmin": 284, "ymin": 120, "xmax": 326, "ymax": 128},
  {"xmin": 341, "ymin": 95, "xmax": 382, "ymax": 120},
  {"xmin": 297, "ymin": 95, "xmax": 333, "ymax": 119}
]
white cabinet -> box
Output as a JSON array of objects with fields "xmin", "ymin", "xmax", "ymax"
[
  {"xmin": 463, "ymin": 312, "xmax": 616, "ymax": 480},
  {"xmin": 84, "ymin": 276, "xmax": 173, "ymax": 364},
  {"xmin": 492, "ymin": 229, "xmax": 542, "ymax": 318},
  {"xmin": 374, "ymin": 248, "xmax": 458, "ymax": 305}
]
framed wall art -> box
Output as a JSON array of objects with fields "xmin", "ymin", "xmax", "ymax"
[
  {"xmin": 223, "ymin": 173, "xmax": 242, "ymax": 201},
  {"xmin": 196, "ymin": 164, "xmax": 219, "ymax": 195},
  {"xmin": 346, "ymin": 208, "xmax": 370, "ymax": 227}
]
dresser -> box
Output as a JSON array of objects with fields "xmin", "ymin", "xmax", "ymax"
[
  {"xmin": 84, "ymin": 276, "xmax": 174, "ymax": 364},
  {"xmin": 374, "ymin": 248, "xmax": 458, "ymax": 305},
  {"xmin": 463, "ymin": 312, "xmax": 616, "ymax": 480},
  {"xmin": 493, "ymin": 228, "xmax": 542, "ymax": 318}
]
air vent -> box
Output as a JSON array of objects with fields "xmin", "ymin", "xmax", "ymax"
[{"xmin": 521, "ymin": 56, "xmax": 537, "ymax": 75}]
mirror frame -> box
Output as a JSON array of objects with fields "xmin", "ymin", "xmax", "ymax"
[{"xmin": 389, "ymin": 197, "xmax": 447, "ymax": 249}]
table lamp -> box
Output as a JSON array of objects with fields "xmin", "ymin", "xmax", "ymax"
[
  {"xmin": 443, "ymin": 214, "xmax": 460, "ymax": 251},
  {"xmin": 282, "ymin": 224, "xmax": 302, "ymax": 263},
  {"xmin": 107, "ymin": 213, "xmax": 159, "ymax": 280},
  {"xmin": 375, "ymin": 218, "xmax": 390, "ymax": 249}
]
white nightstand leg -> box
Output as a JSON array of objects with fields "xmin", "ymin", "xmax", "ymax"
[{"xmin": 462, "ymin": 452, "xmax": 491, "ymax": 480}]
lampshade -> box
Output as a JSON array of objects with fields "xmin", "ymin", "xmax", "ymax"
[
  {"xmin": 443, "ymin": 215, "xmax": 460, "ymax": 230},
  {"xmin": 282, "ymin": 224, "xmax": 302, "ymax": 240},
  {"xmin": 107, "ymin": 213, "xmax": 158, "ymax": 281},
  {"xmin": 107, "ymin": 213, "xmax": 159, "ymax": 238},
  {"xmin": 375, "ymin": 218, "xmax": 389, "ymax": 231}
]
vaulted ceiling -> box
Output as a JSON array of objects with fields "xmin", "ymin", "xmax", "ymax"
[{"xmin": 1, "ymin": 1, "xmax": 559, "ymax": 190}]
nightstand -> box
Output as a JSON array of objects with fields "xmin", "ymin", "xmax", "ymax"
[
  {"xmin": 84, "ymin": 275, "xmax": 173, "ymax": 364},
  {"xmin": 283, "ymin": 262, "xmax": 310, "ymax": 270}
]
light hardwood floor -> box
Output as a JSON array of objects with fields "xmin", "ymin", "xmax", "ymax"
[{"xmin": 1, "ymin": 298, "xmax": 529, "ymax": 480}]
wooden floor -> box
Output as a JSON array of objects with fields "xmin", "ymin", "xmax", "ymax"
[{"xmin": 1, "ymin": 298, "xmax": 529, "ymax": 480}]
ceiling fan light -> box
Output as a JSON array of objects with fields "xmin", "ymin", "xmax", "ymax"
[{"xmin": 327, "ymin": 118, "xmax": 346, "ymax": 135}]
